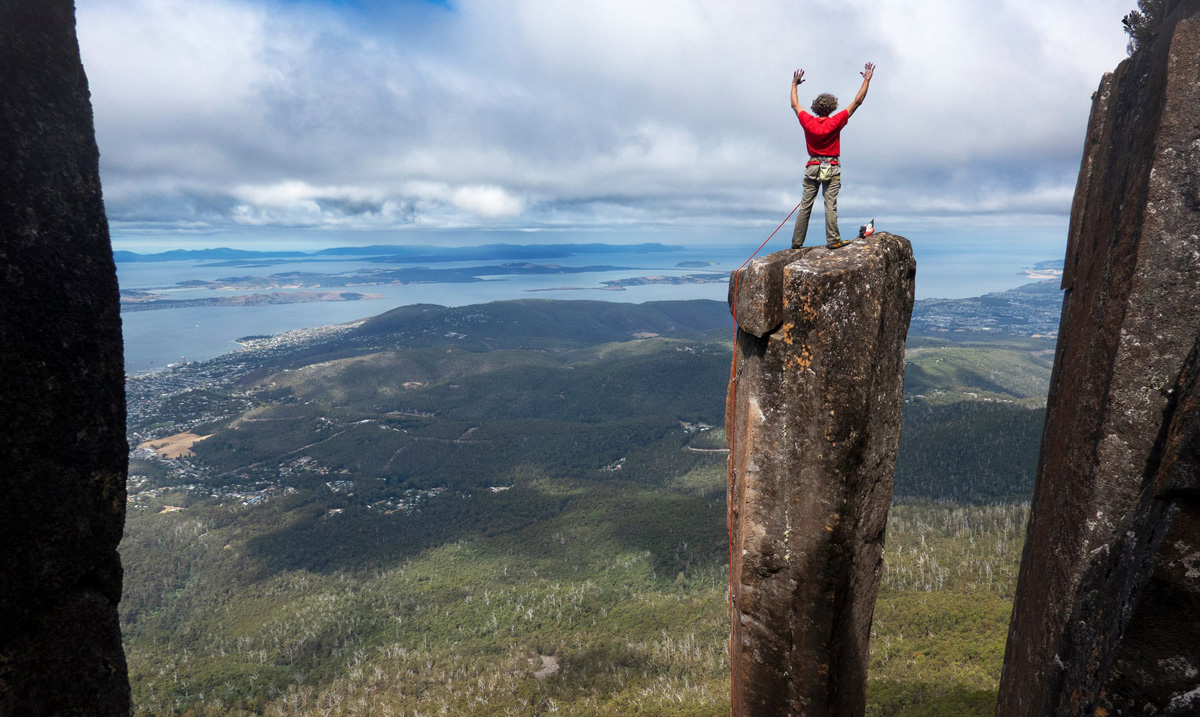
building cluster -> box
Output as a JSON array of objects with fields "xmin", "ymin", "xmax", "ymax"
[
  {"xmin": 127, "ymin": 471, "xmax": 295, "ymax": 511},
  {"xmin": 909, "ymin": 283, "xmax": 1063, "ymax": 337},
  {"xmin": 365, "ymin": 486, "xmax": 449, "ymax": 514},
  {"xmin": 125, "ymin": 324, "xmax": 463, "ymax": 517}
]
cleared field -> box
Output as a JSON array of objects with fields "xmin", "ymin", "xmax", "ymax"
[{"xmin": 137, "ymin": 431, "xmax": 211, "ymax": 459}]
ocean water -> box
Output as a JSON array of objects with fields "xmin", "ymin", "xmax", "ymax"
[{"xmin": 118, "ymin": 234, "xmax": 1066, "ymax": 373}]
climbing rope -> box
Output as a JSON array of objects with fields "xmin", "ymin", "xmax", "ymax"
[{"xmin": 726, "ymin": 200, "xmax": 802, "ymax": 704}]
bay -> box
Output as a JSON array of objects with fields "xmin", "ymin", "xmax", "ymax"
[{"xmin": 118, "ymin": 235, "xmax": 1065, "ymax": 374}]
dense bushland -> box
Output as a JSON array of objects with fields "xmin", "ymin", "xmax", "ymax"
[{"xmin": 123, "ymin": 299, "xmax": 1053, "ymax": 715}]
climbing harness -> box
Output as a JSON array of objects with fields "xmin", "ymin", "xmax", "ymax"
[{"xmin": 805, "ymin": 156, "xmax": 840, "ymax": 182}]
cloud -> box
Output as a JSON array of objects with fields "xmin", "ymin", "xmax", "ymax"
[
  {"xmin": 76, "ymin": 0, "xmax": 1134, "ymax": 243},
  {"xmin": 443, "ymin": 185, "xmax": 526, "ymax": 218}
]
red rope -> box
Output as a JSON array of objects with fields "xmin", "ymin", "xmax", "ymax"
[{"xmin": 727, "ymin": 201, "xmax": 802, "ymax": 710}]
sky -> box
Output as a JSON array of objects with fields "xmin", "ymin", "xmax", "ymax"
[{"xmin": 76, "ymin": 0, "xmax": 1135, "ymax": 251}]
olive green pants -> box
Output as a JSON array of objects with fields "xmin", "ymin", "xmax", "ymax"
[{"xmin": 791, "ymin": 161, "xmax": 841, "ymax": 248}]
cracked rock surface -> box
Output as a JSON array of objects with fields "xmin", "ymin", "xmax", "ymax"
[
  {"xmin": 726, "ymin": 234, "xmax": 915, "ymax": 716},
  {"xmin": 997, "ymin": 2, "xmax": 1200, "ymax": 714}
]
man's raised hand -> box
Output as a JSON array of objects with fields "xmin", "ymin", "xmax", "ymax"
[
  {"xmin": 793, "ymin": 69, "xmax": 805, "ymax": 86},
  {"xmin": 847, "ymin": 62, "xmax": 874, "ymax": 116}
]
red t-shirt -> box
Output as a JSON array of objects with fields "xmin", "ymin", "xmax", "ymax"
[{"xmin": 797, "ymin": 109, "xmax": 849, "ymax": 157}]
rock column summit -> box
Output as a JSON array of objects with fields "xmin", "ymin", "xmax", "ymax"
[
  {"xmin": 0, "ymin": 1, "xmax": 131, "ymax": 714},
  {"xmin": 726, "ymin": 234, "xmax": 915, "ymax": 716},
  {"xmin": 997, "ymin": 1, "xmax": 1200, "ymax": 714}
]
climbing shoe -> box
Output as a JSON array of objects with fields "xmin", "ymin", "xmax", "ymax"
[{"xmin": 827, "ymin": 239, "xmax": 851, "ymax": 249}]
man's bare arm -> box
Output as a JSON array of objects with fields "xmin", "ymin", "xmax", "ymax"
[
  {"xmin": 790, "ymin": 68, "xmax": 805, "ymax": 114},
  {"xmin": 845, "ymin": 62, "xmax": 875, "ymax": 118}
]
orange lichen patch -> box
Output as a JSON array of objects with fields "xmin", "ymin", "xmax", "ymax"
[
  {"xmin": 1095, "ymin": 708, "xmax": 1109, "ymax": 717},
  {"xmin": 826, "ymin": 512, "xmax": 842, "ymax": 532},
  {"xmin": 787, "ymin": 345, "xmax": 815, "ymax": 371},
  {"xmin": 138, "ymin": 431, "xmax": 212, "ymax": 459},
  {"xmin": 796, "ymin": 294, "xmax": 820, "ymax": 322}
]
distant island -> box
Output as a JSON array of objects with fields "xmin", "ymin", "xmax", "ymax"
[
  {"xmin": 123, "ymin": 263, "xmax": 640, "ymax": 298},
  {"xmin": 119, "ymin": 260, "xmax": 741, "ymax": 310},
  {"xmin": 601, "ymin": 272, "xmax": 729, "ymax": 289},
  {"xmin": 114, "ymin": 242, "xmax": 681, "ymax": 265},
  {"xmin": 525, "ymin": 272, "xmax": 730, "ymax": 292},
  {"xmin": 119, "ymin": 290, "xmax": 382, "ymax": 312}
]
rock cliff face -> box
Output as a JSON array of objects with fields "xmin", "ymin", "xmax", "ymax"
[
  {"xmin": 0, "ymin": 1, "xmax": 131, "ymax": 714},
  {"xmin": 996, "ymin": 1, "xmax": 1200, "ymax": 714},
  {"xmin": 726, "ymin": 234, "xmax": 915, "ymax": 716}
]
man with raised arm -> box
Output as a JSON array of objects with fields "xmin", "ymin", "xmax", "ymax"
[{"xmin": 790, "ymin": 62, "xmax": 875, "ymax": 249}]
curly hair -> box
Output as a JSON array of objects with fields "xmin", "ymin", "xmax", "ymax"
[{"xmin": 810, "ymin": 93, "xmax": 838, "ymax": 117}]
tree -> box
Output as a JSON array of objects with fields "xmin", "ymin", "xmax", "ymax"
[{"xmin": 1123, "ymin": 0, "xmax": 1166, "ymax": 54}]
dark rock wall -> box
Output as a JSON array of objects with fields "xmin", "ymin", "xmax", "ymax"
[
  {"xmin": 996, "ymin": 1, "xmax": 1200, "ymax": 714},
  {"xmin": 726, "ymin": 234, "xmax": 915, "ymax": 716},
  {"xmin": 0, "ymin": 1, "xmax": 130, "ymax": 715}
]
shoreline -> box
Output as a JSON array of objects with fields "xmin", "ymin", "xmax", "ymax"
[{"xmin": 120, "ymin": 290, "xmax": 384, "ymax": 312}]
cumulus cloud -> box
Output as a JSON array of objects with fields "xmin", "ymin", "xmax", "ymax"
[{"xmin": 76, "ymin": 0, "xmax": 1133, "ymax": 243}]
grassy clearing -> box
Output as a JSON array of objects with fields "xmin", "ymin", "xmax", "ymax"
[{"xmin": 904, "ymin": 345, "xmax": 1053, "ymax": 406}]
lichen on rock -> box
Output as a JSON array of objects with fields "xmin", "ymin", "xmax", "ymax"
[{"xmin": 726, "ymin": 234, "xmax": 915, "ymax": 716}]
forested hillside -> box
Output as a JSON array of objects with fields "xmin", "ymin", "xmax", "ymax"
[{"xmin": 122, "ymin": 298, "xmax": 1054, "ymax": 715}]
